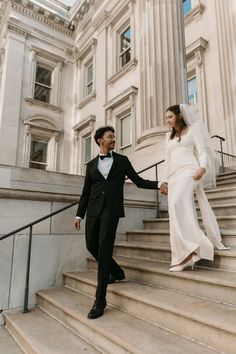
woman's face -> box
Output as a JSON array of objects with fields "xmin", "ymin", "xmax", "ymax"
[{"xmin": 166, "ymin": 110, "xmax": 177, "ymax": 128}]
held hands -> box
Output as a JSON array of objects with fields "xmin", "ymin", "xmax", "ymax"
[
  {"xmin": 193, "ymin": 167, "xmax": 206, "ymax": 181},
  {"xmin": 160, "ymin": 182, "xmax": 168, "ymax": 195},
  {"xmin": 74, "ymin": 218, "xmax": 81, "ymax": 231}
]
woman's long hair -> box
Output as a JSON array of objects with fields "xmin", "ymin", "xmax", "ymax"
[{"xmin": 166, "ymin": 104, "xmax": 187, "ymax": 141}]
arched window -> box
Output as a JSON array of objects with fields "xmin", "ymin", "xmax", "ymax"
[{"xmin": 23, "ymin": 117, "xmax": 61, "ymax": 171}]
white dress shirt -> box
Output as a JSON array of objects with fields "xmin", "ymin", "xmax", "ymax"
[{"xmin": 97, "ymin": 151, "xmax": 113, "ymax": 179}]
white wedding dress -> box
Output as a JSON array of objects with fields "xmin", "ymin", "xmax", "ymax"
[{"xmin": 163, "ymin": 122, "xmax": 223, "ymax": 266}]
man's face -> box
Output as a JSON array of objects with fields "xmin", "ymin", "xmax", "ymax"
[{"xmin": 98, "ymin": 130, "xmax": 116, "ymax": 151}]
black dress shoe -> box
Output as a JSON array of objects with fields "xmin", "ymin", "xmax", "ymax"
[
  {"xmin": 87, "ymin": 306, "xmax": 104, "ymax": 319},
  {"xmin": 108, "ymin": 272, "xmax": 125, "ymax": 284},
  {"xmin": 87, "ymin": 300, "xmax": 107, "ymax": 319}
]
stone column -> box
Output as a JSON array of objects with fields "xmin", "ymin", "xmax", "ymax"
[
  {"xmin": 215, "ymin": 0, "xmax": 236, "ymax": 155},
  {"xmin": 0, "ymin": 28, "xmax": 26, "ymax": 165},
  {"xmin": 137, "ymin": 0, "xmax": 186, "ymax": 147}
]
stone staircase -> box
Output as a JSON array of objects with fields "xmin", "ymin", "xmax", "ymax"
[{"xmin": 3, "ymin": 172, "xmax": 236, "ymax": 354}]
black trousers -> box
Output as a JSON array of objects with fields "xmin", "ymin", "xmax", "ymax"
[{"xmin": 85, "ymin": 206, "xmax": 122, "ymax": 306}]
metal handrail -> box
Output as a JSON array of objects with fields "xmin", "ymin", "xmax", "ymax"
[
  {"xmin": 0, "ymin": 159, "xmax": 165, "ymax": 313},
  {"xmin": 0, "ymin": 201, "xmax": 80, "ymax": 241},
  {"xmin": 211, "ymin": 135, "xmax": 225, "ymax": 173},
  {"xmin": 0, "ymin": 200, "xmax": 79, "ymax": 313},
  {"xmin": 134, "ymin": 160, "xmax": 165, "ymax": 219},
  {"xmin": 211, "ymin": 135, "xmax": 236, "ymax": 173}
]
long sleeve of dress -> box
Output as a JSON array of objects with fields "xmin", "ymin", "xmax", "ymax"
[
  {"xmin": 161, "ymin": 132, "xmax": 171, "ymax": 183},
  {"xmin": 192, "ymin": 122, "xmax": 208, "ymax": 170}
]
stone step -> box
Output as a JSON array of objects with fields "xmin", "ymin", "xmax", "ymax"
[
  {"xmin": 4, "ymin": 308, "xmax": 101, "ymax": 354},
  {"xmin": 217, "ymin": 180, "xmax": 236, "ymax": 187},
  {"xmin": 218, "ymin": 171, "xmax": 236, "ymax": 178},
  {"xmin": 64, "ymin": 269, "xmax": 236, "ymax": 354},
  {"xmin": 202, "ymin": 186, "xmax": 236, "ymax": 203},
  {"xmin": 143, "ymin": 215, "xmax": 236, "ymax": 230},
  {"xmin": 37, "ymin": 287, "xmax": 217, "ymax": 354},
  {"xmin": 113, "ymin": 241, "xmax": 236, "ymax": 271},
  {"xmin": 160, "ymin": 203, "xmax": 236, "ymax": 218},
  {"xmin": 127, "ymin": 229, "xmax": 236, "ymax": 247},
  {"xmin": 87, "ymin": 257, "xmax": 236, "ymax": 306},
  {"xmin": 127, "ymin": 229, "xmax": 170, "ymax": 243},
  {"xmin": 0, "ymin": 326, "xmax": 23, "ymax": 354},
  {"xmin": 216, "ymin": 174, "xmax": 236, "ymax": 187}
]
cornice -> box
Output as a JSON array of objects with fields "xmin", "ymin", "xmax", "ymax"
[
  {"xmin": 70, "ymin": 0, "xmax": 104, "ymax": 31},
  {"xmin": 104, "ymin": 86, "xmax": 138, "ymax": 110},
  {"xmin": 11, "ymin": 0, "xmax": 73, "ymax": 35},
  {"xmin": 72, "ymin": 114, "xmax": 96, "ymax": 131},
  {"xmin": 184, "ymin": 2, "xmax": 205, "ymax": 26},
  {"xmin": 74, "ymin": 37, "xmax": 97, "ymax": 61},
  {"xmin": 31, "ymin": 45, "xmax": 66, "ymax": 63},
  {"xmin": 7, "ymin": 23, "xmax": 27, "ymax": 37},
  {"xmin": 186, "ymin": 37, "xmax": 208, "ymax": 60},
  {"xmin": 6, "ymin": 17, "xmax": 74, "ymax": 54}
]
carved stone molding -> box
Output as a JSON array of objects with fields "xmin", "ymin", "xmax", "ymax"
[
  {"xmin": 72, "ymin": 114, "xmax": 96, "ymax": 133},
  {"xmin": 30, "ymin": 45, "xmax": 65, "ymax": 63},
  {"xmin": 186, "ymin": 37, "xmax": 208, "ymax": 64},
  {"xmin": 11, "ymin": 0, "xmax": 73, "ymax": 35},
  {"xmin": 74, "ymin": 38, "xmax": 97, "ymax": 61},
  {"xmin": 184, "ymin": 2, "xmax": 206, "ymax": 26},
  {"xmin": 76, "ymin": 92, "xmax": 96, "ymax": 110},
  {"xmin": 25, "ymin": 97, "xmax": 63, "ymax": 113},
  {"xmin": 8, "ymin": 24, "xmax": 27, "ymax": 37},
  {"xmin": 104, "ymin": 86, "xmax": 138, "ymax": 110},
  {"xmin": 70, "ymin": 0, "xmax": 102, "ymax": 30}
]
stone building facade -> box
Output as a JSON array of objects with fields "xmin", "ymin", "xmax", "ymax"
[
  {"xmin": 0, "ymin": 0, "xmax": 235, "ymax": 176},
  {"xmin": 0, "ymin": 0, "xmax": 186, "ymax": 178}
]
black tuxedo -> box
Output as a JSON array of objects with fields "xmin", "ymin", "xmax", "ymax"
[
  {"xmin": 76, "ymin": 151, "xmax": 158, "ymax": 307},
  {"xmin": 77, "ymin": 152, "xmax": 158, "ymax": 218}
]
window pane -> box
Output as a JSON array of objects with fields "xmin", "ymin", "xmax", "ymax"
[
  {"xmin": 121, "ymin": 27, "xmax": 131, "ymax": 53},
  {"xmin": 87, "ymin": 83, "xmax": 93, "ymax": 96},
  {"xmin": 187, "ymin": 77, "xmax": 197, "ymax": 104},
  {"xmin": 121, "ymin": 49, "xmax": 131, "ymax": 67},
  {"xmin": 36, "ymin": 66, "xmax": 51, "ymax": 86},
  {"xmin": 30, "ymin": 140, "xmax": 47, "ymax": 170},
  {"xmin": 183, "ymin": 0, "xmax": 192, "ymax": 15},
  {"xmin": 87, "ymin": 63, "xmax": 93, "ymax": 83},
  {"xmin": 34, "ymin": 84, "xmax": 50, "ymax": 102},
  {"xmin": 85, "ymin": 136, "xmax": 91, "ymax": 163},
  {"xmin": 121, "ymin": 115, "xmax": 131, "ymax": 147}
]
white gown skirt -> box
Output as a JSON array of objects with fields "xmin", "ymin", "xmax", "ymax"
[{"xmin": 168, "ymin": 167, "xmax": 215, "ymax": 266}]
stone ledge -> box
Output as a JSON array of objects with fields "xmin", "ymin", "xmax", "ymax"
[{"xmin": 0, "ymin": 188, "xmax": 155, "ymax": 209}]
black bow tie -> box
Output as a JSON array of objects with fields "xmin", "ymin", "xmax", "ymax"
[{"xmin": 99, "ymin": 153, "xmax": 111, "ymax": 160}]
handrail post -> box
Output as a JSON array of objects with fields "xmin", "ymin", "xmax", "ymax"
[
  {"xmin": 219, "ymin": 139, "xmax": 225, "ymax": 173},
  {"xmin": 155, "ymin": 164, "xmax": 160, "ymax": 218},
  {"xmin": 23, "ymin": 225, "xmax": 33, "ymax": 313}
]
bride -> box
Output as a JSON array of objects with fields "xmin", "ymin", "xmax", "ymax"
[{"xmin": 160, "ymin": 104, "xmax": 229, "ymax": 272}]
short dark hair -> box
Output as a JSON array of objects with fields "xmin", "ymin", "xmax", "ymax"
[{"xmin": 94, "ymin": 126, "xmax": 115, "ymax": 146}]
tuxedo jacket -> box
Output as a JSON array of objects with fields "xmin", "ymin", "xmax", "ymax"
[{"xmin": 76, "ymin": 151, "xmax": 158, "ymax": 218}]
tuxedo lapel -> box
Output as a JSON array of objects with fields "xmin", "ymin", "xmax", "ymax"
[
  {"xmin": 91, "ymin": 156, "xmax": 105, "ymax": 180},
  {"xmin": 107, "ymin": 152, "xmax": 119, "ymax": 180}
]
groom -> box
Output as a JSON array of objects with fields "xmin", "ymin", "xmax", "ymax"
[{"xmin": 75, "ymin": 126, "xmax": 160, "ymax": 319}]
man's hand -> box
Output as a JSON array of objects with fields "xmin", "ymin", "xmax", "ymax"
[
  {"xmin": 160, "ymin": 182, "xmax": 168, "ymax": 195},
  {"xmin": 75, "ymin": 218, "xmax": 81, "ymax": 230},
  {"xmin": 193, "ymin": 167, "xmax": 206, "ymax": 181}
]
